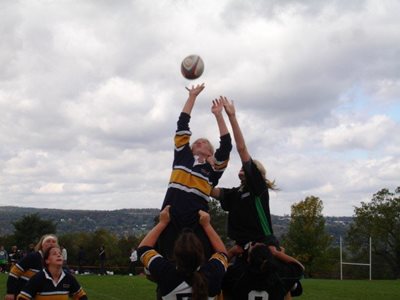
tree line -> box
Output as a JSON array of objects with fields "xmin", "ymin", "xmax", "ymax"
[
  {"xmin": 282, "ymin": 187, "xmax": 400, "ymax": 279},
  {"xmin": 0, "ymin": 187, "xmax": 398, "ymax": 278}
]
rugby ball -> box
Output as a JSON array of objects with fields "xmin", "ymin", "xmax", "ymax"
[{"xmin": 181, "ymin": 55, "xmax": 204, "ymax": 80}]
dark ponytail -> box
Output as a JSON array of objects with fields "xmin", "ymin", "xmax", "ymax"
[
  {"xmin": 173, "ymin": 230, "xmax": 208, "ymax": 300},
  {"xmin": 191, "ymin": 270, "xmax": 208, "ymax": 300},
  {"xmin": 249, "ymin": 244, "xmax": 275, "ymax": 274}
]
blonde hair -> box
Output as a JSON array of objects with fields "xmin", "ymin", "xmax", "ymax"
[
  {"xmin": 252, "ymin": 159, "xmax": 278, "ymax": 191},
  {"xmin": 191, "ymin": 138, "xmax": 215, "ymax": 156},
  {"xmin": 35, "ymin": 234, "xmax": 58, "ymax": 252}
]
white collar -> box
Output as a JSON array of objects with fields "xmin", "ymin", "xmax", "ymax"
[
  {"xmin": 193, "ymin": 155, "xmax": 206, "ymax": 166},
  {"xmin": 43, "ymin": 268, "xmax": 66, "ymax": 287}
]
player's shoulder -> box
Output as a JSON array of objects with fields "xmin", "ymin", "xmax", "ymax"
[
  {"xmin": 19, "ymin": 251, "xmax": 40, "ymax": 264},
  {"xmin": 29, "ymin": 269, "xmax": 46, "ymax": 282}
]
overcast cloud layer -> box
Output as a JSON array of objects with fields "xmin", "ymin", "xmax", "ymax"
[{"xmin": 1, "ymin": 0, "xmax": 399, "ymax": 216}]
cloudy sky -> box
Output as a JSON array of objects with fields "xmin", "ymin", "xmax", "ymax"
[{"xmin": 0, "ymin": 0, "xmax": 399, "ymax": 216}]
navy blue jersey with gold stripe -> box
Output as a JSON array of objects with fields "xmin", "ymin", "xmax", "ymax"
[
  {"xmin": 219, "ymin": 159, "xmax": 277, "ymax": 246},
  {"xmin": 162, "ymin": 112, "xmax": 232, "ymax": 227},
  {"xmin": 138, "ymin": 245, "xmax": 227, "ymax": 299},
  {"xmin": 16, "ymin": 268, "xmax": 87, "ymax": 300},
  {"xmin": 7, "ymin": 251, "xmax": 43, "ymax": 295}
]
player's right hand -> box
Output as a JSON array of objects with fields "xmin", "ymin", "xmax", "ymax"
[
  {"xmin": 198, "ymin": 210, "xmax": 210, "ymax": 226},
  {"xmin": 159, "ymin": 205, "xmax": 171, "ymax": 225},
  {"xmin": 185, "ymin": 83, "xmax": 205, "ymax": 97}
]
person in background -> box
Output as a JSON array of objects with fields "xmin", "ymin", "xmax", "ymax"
[
  {"xmin": 138, "ymin": 205, "xmax": 228, "ymax": 300},
  {"xmin": 16, "ymin": 246, "xmax": 87, "ymax": 300},
  {"xmin": 129, "ymin": 247, "xmax": 138, "ymax": 276},
  {"xmin": 60, "ymin": 245, "xmax": 71, "ymax": 274},
  {"xmin": 5, "ymin": 234, "xmax": 58, "ymax": 300},
  {"xmin": 8, "ymin": 246, "xmax": 21, "ymax": 269},
  {"xmin": 61, "ymin": 246, "xmax": 67, "ymax": 266},
  {"xmin": 98, "ymin": 246, "xmax": 106, "ymax": 275},
  {"xmin": 0, "ymin": 245, "xmax": 8, "ymax": 273},
  {"xmin": 77, "ymin": 246, "xmax": 86, "ymax": 274},
  {"xmin": 27, "ymin": 244, "xmax": 35, "ymax": 254}
]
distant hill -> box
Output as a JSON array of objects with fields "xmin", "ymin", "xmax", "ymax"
[
  {"xmin": 0, "ymin": 206, "xmax": 159, "ymax": 237},
  {"xmin": 0, "ymin": 206, "xmax": 353, "ymax": 244}
]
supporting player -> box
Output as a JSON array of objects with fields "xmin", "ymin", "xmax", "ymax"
[
  {"xmin": 5, "ymin": 234, "xmax": 58, "ymax": 300},
  {"xmin": 222, "ymin": 242, "xmax": 303, "ymax": 300},
  {"xmin": 16, "ymin": 246, "xmax": 87, "ymax": 300},
  {"xmin": 138, "ymin": 205, "xmax": 228, "ymax": 300}
]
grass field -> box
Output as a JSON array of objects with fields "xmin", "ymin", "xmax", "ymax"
[{"xmin": 1, "ymin": 273, "xmax": 399, "ymax": 299}]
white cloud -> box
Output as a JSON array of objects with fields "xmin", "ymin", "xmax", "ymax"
[
  {"xmin": 35, "ymin": 183, "xmax": 65, "ymax": 194},
  {"xmin": 322, "ymin": 115, "xmax": 396, "ymax": 150},
  {"xmin": 0, "ymin": 0, "xmax": 399, "ymax": 216}
]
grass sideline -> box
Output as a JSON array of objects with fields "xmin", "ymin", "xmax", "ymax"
[{"xmin": 1, "ymin": 273, "xmax": 399, "ymax": 299}]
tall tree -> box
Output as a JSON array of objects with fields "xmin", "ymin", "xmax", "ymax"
[
  {"xmin": 346, "ymin": 187, "xmax": 400, "ymax": 278},
  {"xmin": 283, "ymin": 195, "xmax": 332, "ymax": 277},
  {"xmin": 13, "ymin": 213, "xmax": 57, "ymax": 249}
]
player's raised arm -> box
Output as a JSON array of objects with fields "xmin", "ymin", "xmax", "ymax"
[
  {"xmin": 221, "ymin": 97, "xmax": 251, "ymax": 163},
  {"xmin": 182, "ymin": 83, "xmax": 205, "ymax": 115},
  {"xmin": 199, "ymin": 210, "xmax": 227, "ymax": 255},
  {"xmin": 212, "ymin": 97, "xmax": 229, "ymax": 137},
  {"xmin": 139, "ymin": 206, "xmax": 171, "ymax": 248}
]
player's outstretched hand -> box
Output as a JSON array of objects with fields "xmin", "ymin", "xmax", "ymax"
[
  {"xmin": 185, "ymin": 83, "xmax": 205, "ymax": 97},
  {"xmin": 211, "ymin": 97, "xmax": 223, "ymax": 116},
  {"xmin": 221, "ymin": 96, "xmax": 236, "ymax": 117},
  {"xmin": 198, "ymin": 210, "xmax": 210, "ymax": 227},
  {"xmin": 159, "ymin": 205, "xmax": 171, "ymax": 225}
]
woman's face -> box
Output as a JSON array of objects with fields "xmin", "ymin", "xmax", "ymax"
[
  {"xmin": 238, "ymin": 167, "xmax": 245, "ymax": 182},
  {"xmin": 45, "ymin": 247, "xmax": 63, "ymax": 267},
  {"xmin": 42, "ymin": 237, "xmax": 58, "ymax": 252},
  {"xmin": 192, "ymin": 139, "xmax": 212, "ymax": 157}
]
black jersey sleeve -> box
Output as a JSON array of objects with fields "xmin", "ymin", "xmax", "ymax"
[
  {"xmin": 7, "ymin": 253, "xmax": 36, "ymax": 294},
  {"xmin": 212, "ymin": 133, "xmax": 232, "ymax": 175},
  {"xmin": 218, "ymin": 187, "xmax": 240, "ymax": 211},
  {"xmin": 200, "ymin": 252, "xmax": 228, "ymax": 297}
]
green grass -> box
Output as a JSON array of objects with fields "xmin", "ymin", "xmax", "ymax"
[
  {"xmin": 1, "ymin": 273, "xmax": 399, "ymax": 299},
  {"xmin": 301, "ymin": 279, "xmax": 400, "ymax": 300}
]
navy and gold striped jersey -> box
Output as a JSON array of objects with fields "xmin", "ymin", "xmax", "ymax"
[
  {"xmin": 16, "ymin": 268, "xmax": 87, "ymax": 300},
  {"xmin": 7, "ymin": 251, "xmax": 43, "ymax": 295},
  {"xmin": 138, "ymin": 245, "xmax": 227, "ymax": 300},
  {"xmin": 162, "ymin": 112, "xmax": 232, "ymax": 227}
]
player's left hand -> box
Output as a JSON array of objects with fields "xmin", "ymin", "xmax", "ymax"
[
  {"xmin": 211, "ymin": 97, "xmax": 223, "ymax": 116},
  {"xmin": 221, "ymin": 96, "xmax": 236, "ymax": 117}
]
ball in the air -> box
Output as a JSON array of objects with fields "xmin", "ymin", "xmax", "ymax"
[{"xmin": 181, "ymin": 55, "xmax": 204, "ymax": 80}]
